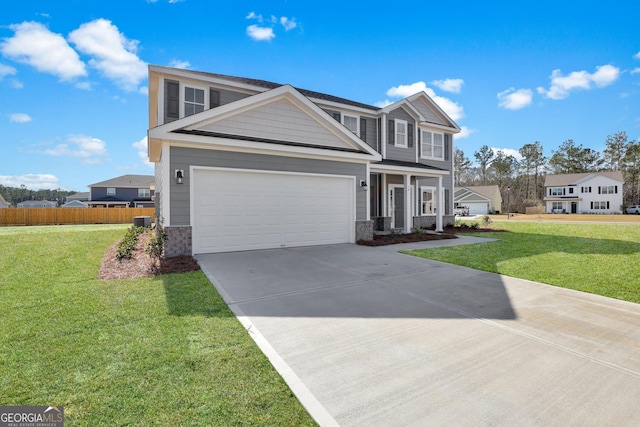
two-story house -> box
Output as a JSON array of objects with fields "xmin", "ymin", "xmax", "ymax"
[
  {"xmin": 87, "ymin": 174, "xmax": 155, "ymax": 208},
  {"xmin": 147, "ymin": 65, "xmax": 460, "ymax": 256},
  {"xmin": 543, "ymin": 171, "xmax": 624, "ymax": 214}
]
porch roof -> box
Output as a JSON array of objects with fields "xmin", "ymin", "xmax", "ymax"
[
  {"xmin": 370, "ymin": 159, "xmax": 449, "ymax": 177},
  {"xmin": 543, "ymin": 197, "xmax": 583, "ymax": 202}
]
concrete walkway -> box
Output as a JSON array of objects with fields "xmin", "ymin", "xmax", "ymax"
[{"xmin": 196, "ymin": 237, "xmax": 640, "ymax": 426}]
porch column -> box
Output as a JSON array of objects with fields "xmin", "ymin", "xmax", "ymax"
[
  {"xmin": 436, "ymin": 175, "xmax": 443, "ymax": 232},
  {"xmin": 404, "ymin": 174, "xmax": 412, "ymax": 233}
]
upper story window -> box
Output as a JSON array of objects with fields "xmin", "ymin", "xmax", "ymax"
[
  {"xmin": 343, "ymin": 115, "xmax": 359, "ymax": 135},
  {"xmin": 581, "ymin": 186, "xmax": 592, "ymax": 193},
  {"xmin": 549, "ymin": 187, "xmax": 565, "ymax": 196},
  {"xmin": 421, "ymin": 130, "xmax": 444, "ymax": 160},
  {"xmin": 138, "ymin": 188, "xmax": 151, "ymax": 198},
  {"xmin": 184, "ymin": 86, "xmax": 205, "ymax": 117},
  {"xmin": 395, "ymin": 119, "xmax": 407, "ymax": 147},
  {"xmin": 600, "ymin": 185, "xmax": 616, "ymax": 194},
  {"xmin": 107, "ymin": 188, "xmax": 116, "ymax": 196}
]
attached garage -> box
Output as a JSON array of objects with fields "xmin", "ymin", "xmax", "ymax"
[
  {"xmin": 191, "ymin": 167, "xmax": 355, "ymax": 254},
  {"xmin": 466, "ymin": 202, "xmax": 489, "ymax": 215}
]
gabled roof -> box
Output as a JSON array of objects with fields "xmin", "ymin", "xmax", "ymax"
[
  {"xmin": 380, "ymin": 92, "xmax": 461, "ymax": 133},
  {"xmin": 61, "ymin": 200, "xmax": 88, "ymax": 208},
  {"xmin": 0, "ymin": 193, "xmax": 9, "ymax": 207},
  {"xmin": 544, "ymin": 171, "xmax": 624, "ymax": 187},
  {"xmin": 89, "ymin": 174, "xmax": 155, "ymax": 188},
  {"xmin": 150, "ymin": 65, "xmax": 379, "ymax": 111},
  {"xmin": 148, "ymin": 84, "xmax": 381, "ymax": 163},
  {"xmin": 455, "ymin": 185, "xmax": 500, "ymax": 201}
]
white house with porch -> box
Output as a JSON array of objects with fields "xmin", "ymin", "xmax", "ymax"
[{"xmin": 543, "ymin": 171, "xmax": 624, "ymax": 214}]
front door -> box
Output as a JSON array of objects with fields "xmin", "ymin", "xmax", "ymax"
[{"xmin": 571, "ymin": 202, "xmax": 577, "ymax": 214}]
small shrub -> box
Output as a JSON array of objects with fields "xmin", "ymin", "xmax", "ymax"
[
  {"xmin": 116, "ymin": 226, "xmax": 146, "ymax": 260},
  {"xmin": 469, "ymin": 222, "xmax": 479, "ymax": 229},
  {"xmin": 146, "ymin": 223, "xmax": 168, "ymax": 261},
  {"xmin": 481, "ymin": 215, "xmax": 492, "ymax": 227}
]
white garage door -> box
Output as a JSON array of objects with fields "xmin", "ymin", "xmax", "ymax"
[
  {"xmin": 467, "ymin": 202, "xmax": 489, "ymax": 215},
  {"xmin": 192, "ymin": 168, "xmax": 355, "ymax": 254}
]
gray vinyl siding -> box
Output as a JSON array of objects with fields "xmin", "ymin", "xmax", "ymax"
[
  {"xmin": 363, "ymin": 117, "xmax": 378, "ymax": 151},
  {"xmin": 169, "ymin": 146, "xmax": 368, "ymax": 225},
  {"xmin": 385, "ymin": 108, "xmax": 416, "ymax": 162},
  {"xmin": 217, "ymin": 88, "xmax": 250, "ymax": 106}
]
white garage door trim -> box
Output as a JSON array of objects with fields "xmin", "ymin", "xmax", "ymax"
[
  {"xmin": 467, "ymin": 202, "xmax": 489, "ymax": 215},
  {"xmin": 190, "ymin": 166, "xmax": 356, "ymax": 254}
]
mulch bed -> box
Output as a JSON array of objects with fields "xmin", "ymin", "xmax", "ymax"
[
  {"xmin": 357, "ymin": 226, "xmax": 506, "ymax": 247},
  {"xmin": 99, "ymin": 231, "xmax": 200, "ymax": 281}
]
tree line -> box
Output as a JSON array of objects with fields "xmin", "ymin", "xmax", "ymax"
[
  {"xmin": 455, "ymin": 131, "xmax": 640, "ymax": 213},
  {"xmin": 0, "ymin": 185, "xmax": 76, "ymax": 206}
]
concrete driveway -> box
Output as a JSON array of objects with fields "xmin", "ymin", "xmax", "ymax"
[{"xmin": 196, "ymin": 237, "xmax": 640, "ymax": 426}]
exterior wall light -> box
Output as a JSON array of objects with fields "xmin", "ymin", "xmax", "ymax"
[
  {"xmin": 175, "ymin": 169, "xmax": 184, "ymax": 184},
  {"xmin": 360, "ymin": 180, "xmax": 368, "ymax": 190}
]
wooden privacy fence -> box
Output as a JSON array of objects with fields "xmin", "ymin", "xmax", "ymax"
[{"xmin": 0, "ymin": 208, "xmax": 156, "ymax": 226}]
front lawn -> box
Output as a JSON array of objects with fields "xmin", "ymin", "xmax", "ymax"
[
  {"xmin": 406, "ymin": 222, "xmax": 640, "ymax": 303},
  {"xmin": 0, "ymin": 225, "xmax": 315, "ymax": 426}
]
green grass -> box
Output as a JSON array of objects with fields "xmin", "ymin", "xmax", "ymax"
[
  {"xmin": 406, "ymin": 222, "xmax": 640, "ymax": 303},
  {"xmin": 0, "ymin": 225, "xmax": 315, "ymax": 426}
]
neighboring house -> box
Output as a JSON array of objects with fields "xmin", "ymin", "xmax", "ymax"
[
  {"xmin": 61, "ymin": 200, "xmax": 88, "ymax": 208},
  {"xmin": 87, "ymin": 175, "xmax": 155, "ymax": 208},
  {"xmin": 454, "ymin": 185, "xmax": 502, "ymax": 215},
  {"xmin": 543, "ymin": 171, "xmax": 624, "ymax": 214},
  {"xmin": 17, "ymin": 200, "xmax": 58, "ymax": 208},
  {"xmin": 147, "ymin": 65, "xmax": 460, "ymax": 256},
  {"xmin": 0, "ymin": 193, "xmax": 9, "ymax": 208},
  {"xmin": 66, "ymin": 192, "xmax": 90, "ymax": 202}
]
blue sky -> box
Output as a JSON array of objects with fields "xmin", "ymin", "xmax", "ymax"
[{"xmin": 1, "ymin": 1, "xmax": 639, "ymax": 191}]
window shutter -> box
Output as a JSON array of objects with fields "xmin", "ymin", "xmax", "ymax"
[
  {"xmin": 388, "ymin": 120, "xmax": 395, "ymax": 145},
  {"xmin": 360, "ymin": 118, "xmax": 367, "ymax": 142},
  {"xmin": 598, "ymin": 186, "xmax": 601, "ymax": 194},
  {"xmin": 607, "ymin": 201, "xmax": 610, "ymax": 209},
  {"xmin": 444, "ymin": 134, "xmax": 450, "ymax": 161},
  {"xmin": 407, "ymin": 123, "xmax": 414, "ymax": 148},
  {"xmin": 210, "ymin": 89, "xmax": 220, "ymax": 108},
  {"xmin": 418, "ymin": 130, "xmax": 421, "ymax": 157},
  {"xmin": 591, "ymin": 202, "xmax": 594, "ymax": 209},
  {"xmin": 445, "ymin": 189, "xmax": 450, "ymax": 215},
  {"xmin": 165, "ymin": 79, "xmax": 179, "ymax": 121},
  {"xmin": 563, "ymin": 188, "xmax": 565, "ymax": 195},
  {"xmin": 332, "ymin": 112, "xmax": 341, "ymax": 122},
  {"xmin": 615, "ymin": 185, "xmax": 618, "ymax": 194}
]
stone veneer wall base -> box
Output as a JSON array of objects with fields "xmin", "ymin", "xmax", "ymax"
[{"xmin": 164, "ymin": 226, "xmax": 192, "ymax": 258}]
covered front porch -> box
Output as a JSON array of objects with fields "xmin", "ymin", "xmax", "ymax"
[{"xmin": 368, "ymin": 161, "xmax": 454, "ymax": 234}]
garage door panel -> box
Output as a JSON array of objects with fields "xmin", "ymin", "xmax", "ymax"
[{"xmin": 193, "ymin": 169, "xmax": 354, "ymax": 254}]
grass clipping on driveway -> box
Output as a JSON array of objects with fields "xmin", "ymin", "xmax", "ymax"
[
  {"xmin": 0, "ymin": 225, "xmax": 315, "ymax": 426},
  {"xmin": 406, "ymin": 221, "xmax": 640, "ymax": 304}
]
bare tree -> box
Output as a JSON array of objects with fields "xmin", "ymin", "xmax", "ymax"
[{"xmin": 473, "ymin": 145, "xmax": 495, "ymax": 185}]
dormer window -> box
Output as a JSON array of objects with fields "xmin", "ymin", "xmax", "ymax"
[
  {"xmin": 184, "ymin": 86, "xmax": 205, "ymax": 117},
  {"xmin": 343, "ymin": 115, "xmax": 359, "ymax": 135},
  {"xmin": 395, "ymin": 119, "xmax": 407, "ymax": 148}
]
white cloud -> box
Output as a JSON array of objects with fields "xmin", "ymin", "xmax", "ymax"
[
  {"xmin": 0, "ymin": 63, "xmax": 17, "ymax": 79},
  {"xmin": 169, "ymin": 59, "xmax": 190, "ymax": 69},
  {"xmin": 10, "ymin": 79, "xmax": 23, "ymax": 89},
  {"xmin": 385, "ymin": 81, "xmax": 464, "ymax": 121},
  {"xmin": 0, "ymin": 21, "xmax": 86, "ymax": 81},
  {"xmin": 68, "ymin": 19, "xmax": 147, "ymax": 92},
  {"xmin": 247, "ymin": 25, "xmax": 275, "ymax": 41},
  {"xmin": 41, "ymin": 135, "xmax": 107, "ymax": 164},
  {"xmin": 10, "ymin": 113, "xmax": 31, "ymax": 123},
  {"xmin": 0, "ymin": 173, "xmax": 60, "ymax": 190},
  {"xmin": 280, "ymin": 17, "xmax": 297, "ymax": 31},
  {"xmin": 138, "ymin": 86, "xmax": 149, "ymax": 95},
  {"xmin": 75, "ymin": 81, "xmax": 92, "ymax": 90},
  {"xmin": 537, "ymin": 64, "xmax": 620, "ymax": 100},
  {"xmin": 497, "ymin": 87, "xmax": 533, "ymax": 110},
  {"xmin": 132, "ymin": 136, "xmax": 153, "ymax": 168},
  {"xmin": 635, "ymin": 51, "xmax": 640, "ymax": 60},
  {"xmin": 430, "ymin": 78, "xmax": 464, "ymax": 93},
  {"xmin": 246, "ymin": 12, "xmax": 263, "ymax": 22},
  {"xmin": 492, "ymin": 147, "xmax": 522, "ymax": 161},
  {"xmin": 631, "ymin": 67, "xmax": 640, "ymax": 75},
  {"xmin": 456, "ymin": 126, "xmax": 475, "ymax": 139}
]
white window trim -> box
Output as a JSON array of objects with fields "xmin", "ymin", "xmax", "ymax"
[
  {"xmin": 420, "ymin": 186, "xmax": 437, "ymax": 216},
  {"xmin": 107, "ymin": 187, "xmax": 116, "ymax": 196},
  {"xmin": 180, "ymin": 83, "xmax": 208, "ymax": 118},
  {"xmin": 395, "ymin": 119, "xmax": 408, "ymax": 148},
  {"xmin": 420, "ymin": 129, "xmax": 444, "ymax": 160},
  {"xmin": 138, "ymin": 188, "xmax": 151, "ymax": 198},
  {"xmin": 550, "ymin": 187, "xmax": 564, "ymax": 196},
  {"xmin": 342, "ymin": 114, "xmax": 359, "ymax": 135}
]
